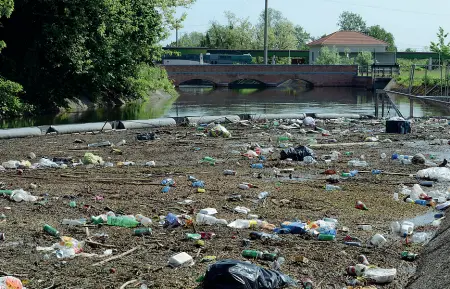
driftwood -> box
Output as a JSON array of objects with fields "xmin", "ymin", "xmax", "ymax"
[{"xmin": 91, "ymin": 246, "xmax": 140, "ymax": 266}]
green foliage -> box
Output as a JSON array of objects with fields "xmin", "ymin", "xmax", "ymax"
[
  {"xmin": 354, "ymin": 51, "xmax": 373, "ymax": 66},
  {"xmin": 405, "ymin": 48, "xmax": 416, "ymax": 52},
  {"xmin": 256, "ymin": 8, "xmax": 298, "ymax": 50},
  {"xmin": 294, "ymin": 26, "xmax": 311, "ymax": 50},
  {"xmin": 127, "ymin": 64, "xmax": 177, "ymax": 99},
  {"xmin": 315, "ymin": 46, "xmax": 341, "ymax": 65},
  {"xmin": 0, "ymin": 78, "xmax": 32, "ymax": 117},
  {"xmin": 0, "ymin": 0, "xmax": 192, "ymax": 112},
  {"xmin": 367, "ymin": 25, "xmax": 396, "ymax": 51},
  {"xmin": 430, "ymin": 27, "xmax": 450, "ymax": 61},
  {"xmin": 337, "ymin": 11, "xmax": 367, "ymax": 32},
  {"xmin": 0, "ymin": 0, "xmax": 14, "ymax": 18},
  {"xmin": 171, "ymin": 31, "xmax": 205, "ymax": 47}
]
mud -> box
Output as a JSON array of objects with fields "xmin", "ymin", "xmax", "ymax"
[{"xmin": 0, "ymin": 118, "xmax": 448, "ymax": 289}]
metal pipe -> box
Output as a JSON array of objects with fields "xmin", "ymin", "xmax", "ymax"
[{"xmin": 264, "ymin": 0, "xmax": 269, "ymax": 65}]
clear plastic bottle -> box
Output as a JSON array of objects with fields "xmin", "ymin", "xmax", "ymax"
[
  {"xmin": 135, "ymin": 214, "xmax": 152, "ymax": 227},
  {"xmin": 62, "ymin": 219, "xmax": 87, "ymax": 226},
  {"xmin": 195, "ymin": 213, "xmax": 227, "ymax": 225},
  {"xmin": 87, "ymin": 141, "xmax": 112, "ymax": 148},
  {"xmin": 325, "ymin": 184, "xmax": 341, "ymax": 191},
  {"xmin": 348, "ymin": 160, "xmax": 368, "ymax": 167},
  {"xmin": 258, "ymin": 191, "xmax": 269, "ymax": 199}
]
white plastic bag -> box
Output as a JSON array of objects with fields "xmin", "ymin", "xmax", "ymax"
[{"xmin": 417, "ymin": 167, "xmax": 450, "ymax": 182}]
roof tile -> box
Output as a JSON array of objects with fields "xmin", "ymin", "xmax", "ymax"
[{"xmin": 308, "ymin": 31, "xmax": 388, "ymax": 46}]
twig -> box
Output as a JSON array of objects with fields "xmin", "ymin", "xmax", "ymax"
[
  {"xmin": 0, "ymin": 271, "xmax": 28, "ymax": 277},
  {"xmin": 196, "ymin": 248, "xmax": 201, "ymax": 258},
  {"xmin": 91, "ymin": 246, "xmax": 140, "ymax": 266},
  {"xmin": 119, "ymin": 279, "xmax": 138, "ymax": 289},
  {"xmin": 85, "ymin": 239, "xmax": 117, "ymax": 248}
]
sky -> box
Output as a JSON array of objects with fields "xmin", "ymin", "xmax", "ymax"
[{"xmin": 164, "ymin": 0, "xmax": 450, "ymax": 51}]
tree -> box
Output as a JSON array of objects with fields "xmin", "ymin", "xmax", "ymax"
[
  {"xmin": 203, "ymin": 12, "xmax": 256, "ymax": 49},
  {"xmin": 430, "ymin": 27, "xmax": 450, "ymax": 62},
  {"xmin": 337, "ymin": 11, "xmax": 367, "ymax": 32},
  {"xmin": 256, "ymin": 8, "xmax": 298, "ymax": 50},
  {"xmin": 294, "ymin": 26, "xmax": 311, "ymax": 50},
  {"xmin": 405, "ymin": 48, "xmax": 416, "ymax": 52},
  {"xmin": 367, "ymin": 25, "xmax": 396, "ymax": 51},
  {"xmin": 0, "ymin": 0, "xmax": 194, "ymax": 110},
  {"xmin": 315, "ymin": 46, "xmax": 341, "ymax": 65},
  {"xmin": 170, "ymin": 32, "xmax": 205, "ymax": 47},
  {"xmin": 354, "ymin": 51, "xmax": 373, "ymax": 66}
]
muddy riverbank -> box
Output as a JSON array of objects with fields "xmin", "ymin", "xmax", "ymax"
[{"xmin": 0, "ymin": 117, "xmax": 448, "ymax": 288}]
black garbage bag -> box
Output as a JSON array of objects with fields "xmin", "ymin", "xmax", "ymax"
[
  {"xmin": 137, "ymin": 132, "xmax": 157, "ymax": 141},
  {"xmin": 202, "ymin": 259, "xmax": 294, "ymax": 289},
  {"xmin": 280, "ymin": 146, "xmax": 315, "ymax": 161}
]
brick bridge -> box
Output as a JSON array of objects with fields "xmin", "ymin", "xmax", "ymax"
[{"xmin": 163, "ymin": 65, "xmax": 372, "ymax": 88}]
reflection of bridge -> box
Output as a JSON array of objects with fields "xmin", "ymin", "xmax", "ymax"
[{"xmin": 163, "ymin": 65, "xmax": 373, "ymax": 88}]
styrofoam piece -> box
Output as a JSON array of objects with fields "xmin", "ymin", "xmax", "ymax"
[
  {"xmin": 0, "ymin": 127, "xmax": 42, "ymax": 139},
  {"xmin": 115, "ymin": 118, "xmax": 176, "ymax": 129},
  {"xmin": 46, "ymin": 122, "xmax": 112, "ymax": 134},
  {"xmin": 168, "ymin": 252, "xmax": 194, "ymax": 268},
  {"xmin": 185, "ymin": 115, "xmax": 240, "ymax": 125},
  {"xmin": 249, "ymin": 114, "xmax": 306, "ymax": 120}
]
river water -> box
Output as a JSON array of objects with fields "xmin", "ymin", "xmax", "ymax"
[{"xmin": 1, "ymin": 87, "xmax": 448, "ymax": 128}]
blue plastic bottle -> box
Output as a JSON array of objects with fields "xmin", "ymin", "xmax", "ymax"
[
  {"xmin": 251, "ymin": 163, "xmax": 264, "ymax": 169},
  {"xmin": 192, "ymin": 181, "xmax": 205, "ymax": 188},
  {"xmin": 280, "ymin": 222, "xmax": 306, "ymax": 234}
]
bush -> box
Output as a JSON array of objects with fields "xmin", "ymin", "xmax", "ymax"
[
  {"xmin": 0, "ymin": 78, "xmax": 32, "ymax": 118},
  {"xmin": 127, "ymin": 65, "xmax": 177, "ymax": 99}
]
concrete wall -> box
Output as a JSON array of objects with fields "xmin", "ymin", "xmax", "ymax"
[{"xmin": 164, "ymin": 65, "xmax": 359, "ymax": 87}]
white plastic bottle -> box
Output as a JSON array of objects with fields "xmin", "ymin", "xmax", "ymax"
[
  {"xmin": 135, "ymin": 214, "xmax": 152, "ymax": 227},
  {"xmin": 196, "ymin": 213, "xmax": 227, "ymax": 225}
]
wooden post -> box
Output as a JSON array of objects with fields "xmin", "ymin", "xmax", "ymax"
[
  {"xmin": 424, "ymin": 68, "xmax": 428, "ymax": 96},
  {"xmin": 375, "ymin": 92, "xmax": 379, "ymax": 118},
  {"xmin": 409, "ymin": 97, "xmax": 414, "ymax": 119},
  {"xmin": 381, "ymin": 93, "xmax": 385, "ymax": 117}
]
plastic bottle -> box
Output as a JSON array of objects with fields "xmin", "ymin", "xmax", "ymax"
[
  {"xmin": 161, "ymin": 186, "xmax": 170, "ymax": 193},
  {"xmin": 401, "ymin": 251, "xmax": 418, "ymax": 261},
  {"xmin": 357, "ymin": 225, "xmax": 372, "ymax": 231},
  {"xmin": 133, "ymin": 228, "xmax": 152, "ymax": 236},
  {"xmin": 251, "ymin": 163, "xmax": 264, "ymax": 169},
  {"xmin": 145, "ymin": 161, "xmax": 156, "ymax": 167},
  {"xmin": 414, "ymin": 199, "xmax": 427, "ymax": 206},
  {"xmin": 43, "ymin": 224, "xmax": 60, "ymax": 237},
  {"xmin": 239, "ymin": 184, "xmax": 250, "ymax": 190},
  {"xmin": 0, "ymin": 190, "xmax": 13, "ymax": 196},
  {"xmin": 325, "ymin": 184, "xmax": 341, "ymax": 191},
  {"xmin": 242, "ymin": 250, "xmax": 277, "ymax": 261},
  {"xmin": 88, "ymin": 141, "xmax": 112, "ymax": 148},
  {"xmin": 372, "ymin": 169, "xmax": 382, "ymax": 175},
  {"xmin": 62, "ymin": 219, "xmax": 87, "ymax": 226},
  {"xmin": 136, "ymin": 214, "xmax": 152, "ymax": 227},
  {"xmin": 280, "ymin": 221, "xmax": 306, "ymax": 234},
  {"xmin": 349, "ymin": 170, "xmax": 359, "ymax": 177},
  {"xmin": 224, "ymin": 170, "xmax": 236, "ymax": 175},
  {"xmin": 258, "ymin": 191, "xmax": 269, "ymax": 199},
  {"xmin": 107, "ymin": 216, "xmax": 139, "ymax": 228},
  {"xmin": 200, "ymin": 157, "xmax": 216, "ymax": 165},
  {"xmin": 192, "ymin": 181, "xmax": 205, "ymax": 188},
  {"xmin": 2, "ymin": 160, "xmax": 20, "ymax": 169},
  {"xmin": 348, "ymin": 160, "xmax": 368, "ymax": 167},
  {"xmin": 400, "ymin": 221, "xmax": 414, "ymax": 237},
  {"xmin": 161, "ymin": 178, "xmax": 176, "ymax": 186},
  {"xmin": 318, "ymin": 234, "xmax": 335, "ymax": 241},
  {"xmin": 355, "ymin": 201, "xmax": 368, "ymax": 210},
  {"xmin": 196, "ymin": 213, "xmax": 227, "ymax": 225},
  {"xmin": 10, "ymin": 189, "xmax": 37, "ymax": 202},
  {"xmin": 249, "ymin": 231, "xmax": 281, "ymax": 241}
]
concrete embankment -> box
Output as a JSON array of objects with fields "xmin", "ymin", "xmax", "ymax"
[{"xmin": 406, "ymin": 212, "xmax": 450, "ymax": 289}]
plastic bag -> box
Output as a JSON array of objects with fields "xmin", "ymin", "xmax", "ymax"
[
  {"xmin": 82, "ymin": 153, "xmax": 104, "ymax": 165},
  {"xmin": 10, "ymin": 189, "xmax": 38, "ymax": 202},
  {"xmin": 303, "ymin": 117, "xmax": 315, "ymax": 127},
  {"xmin": 137, "ymin": 132, "xmax": 157, "ymax": 141},
  {"xmin": 0, "ymin": 276, "xmax": 24, "ymax": 289},
  {"xmin": 417, "ymin": 167, "xmax": 450, "ymax": 182},
  {"xmin": 280, "ymin": 146, "xmax": 315, "ymax": 161},
  {"xmin": 202, "ymin": 259, "xmax": 296, "ymax": 289},
  {"xmin": 38, "ymin": 158, "xmax": 59, "ymax": 168},
  {"xmin": 209, "ymin": 124, "xmax": 231, "ymax": 138}
]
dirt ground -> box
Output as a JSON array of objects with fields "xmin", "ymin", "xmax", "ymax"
[{"xmin": 0, "ymin": 117, "xmax": 449, "ymax": 289}]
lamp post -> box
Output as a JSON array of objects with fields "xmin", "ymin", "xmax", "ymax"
[{"xmin": 264, "ymin": 0, "xmax": 268, "ymax": 64}]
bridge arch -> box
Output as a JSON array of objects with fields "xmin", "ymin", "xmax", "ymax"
[
  {"xmin": 228, "ymin": 78, "xmax": 267, "ymax": 88},
  {"xmin": 178, "ymin": 78, "xmax": 217, "ymax": 87}
]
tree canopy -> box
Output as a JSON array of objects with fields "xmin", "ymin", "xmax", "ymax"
[
  {"xmin": 430, "ymin": 27, "xmax": 450, "ymax": 61},
  {"xmin": 0, "ymin": 0, "xmax": 194, "ymax": 114},
  {"xmin": 337, "ymin": 11, "xmax": 367, "ymax": 32}
]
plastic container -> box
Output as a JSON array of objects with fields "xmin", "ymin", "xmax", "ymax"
[
  {"xmin": 145, "ymin": 161, "xmax": 156, "ymax": 167},
  {"xmin": 135, "ymin": 214, "xmax": 152, "ymax": 227},
  {"xmin": 10, "ymin": 189, "xmax": 37, "ymax": 202},
  {"xmin": 258, "ymin": 191, "xmax": 269, "ymax": 199},
  {"xmin": 251, "ymin": 163, "xmax": 264, "ymax": 169},
  {"xmin": 400, "ymin": 221, "xmax": 414, "ymax": 237},
  {"xmin": 242, "ymin": 250, "xmax": 277, "ymax": 261},
  {"xmin": 168, "ymin": 252, "xmax": 194, "ymax": 268},
  {"xmin": 357, "ymin": 225, "xmax": 372, "ymax": 231},
  {"xmin": 348, "ymin": 160, "xmax": 368, "ymax": 167},
  {"xmin": 88, "ymin": 141, "xmax": 112, "ymax": 147},
  {"xmin": 370, "ymin": 233, "xmax": 387, "ymax": 247},
  {"xmin": 133, "ymin": 228, "xmax": 152, "ymax": 236},
  {"xmin": 223, "ymin": 170, "xmax": 236, "ymax": 175},
  {"xmin": 107, "ymin": 216, "xmax": 139, "ymax": 228},
  {"xmin": 43, "ymin": 224, "xmax": 60, "ymax": 237},
  {"xmin": 62, "ymin": 219, "xmax": 87, "ymax": 226},
  {"xmin": 415, "ymin": 199, "xmax": 427, "ymax": 206},
  {"xmin": 325, "ymin": 184, "xmax": 341, "ymax": 191},
  {"xmin": 199, "ymin": 208, "xmax": 218, "ymax": 215},
  {"xmin": 364, "ymin": 268, "xmax": 397, "ymax": 284},
  {"xmin": 192, "ymin": 181, "xmax": 205, "ymax": 188},
  {"xmin": 318, "ymin": 234, "xmax": 335, "ymax": 241},
  {"xmin": 2, "ymin": 160, "xmax": 20, "ymax": 169},
  {"xmin": 196, "ymin": 213, "xmax": 227, "ymax": 225},
  {"xmin": 239, "ymin": 184, "xmax": 250, "ymax": 190},
  {"xmin": 234, "ymin": 206, "xmax": 251, "ymax": 214},
  {"xmin": 401, "ymin": 251, "xmax": 418, "ymax": 261},
  {"xmin": 280, "ymin": 221, "xmax": 306, "ymax": 234}
]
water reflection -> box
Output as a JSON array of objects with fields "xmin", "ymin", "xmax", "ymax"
[
  {"xmin": 1, "ymin": 87, "xmax": 449, "ymax": 129},
  {"xmin": 389, "ymin": 94, "xmax": 449, "ymax": 117}
]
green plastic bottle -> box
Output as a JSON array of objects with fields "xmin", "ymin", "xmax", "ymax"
[
  {"xmin": 43, "ymin": 224, "xmax": 60, "ymax": 238},
  {"xmin": 0, "ymin": 190, "xmax": 13, "ymax": 196},
  {"xmin": 186, "ymin": 233, "xmax": 201, "ymax": 240},
  {"xmin": 242, "ymin": 250, "xmax": 261, "ymax": 259},
  {"xmin": 401, "ymin": 251, "xmax": 418, "ymax": 261},
  {"xmin": 133, "ymin": 228, "xmax": 152, "ymax": 236},
  {"xmin": 69, "ymin": 201, "xmax": 77, "ymax": 208},
  {"xmin": 341, "ymin": 172, "xmax": 351, "ymax": 177},
  {"xmin": 107, "ymin": 216, "xmax": 139, "ymax": 228},
  {"xmin": 318, "ymin": 234, "xmax": 335, "ymax": 241},
  {"xmin": 91, "ymin": 216, "xmax": 105, "ymax": 225},
  {"xmin": 278, "ymin": 136, "xmax": 290, "ymax": 141}
]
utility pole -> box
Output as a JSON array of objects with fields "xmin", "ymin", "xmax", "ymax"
[{"xmin": 264, "ymin": 0, "xmax": 269, "ymax": 64}]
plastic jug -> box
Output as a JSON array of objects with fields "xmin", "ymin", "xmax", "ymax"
[{"xmin": 400, "ymin": 221, "xmax": 414, "ymax": 237}]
